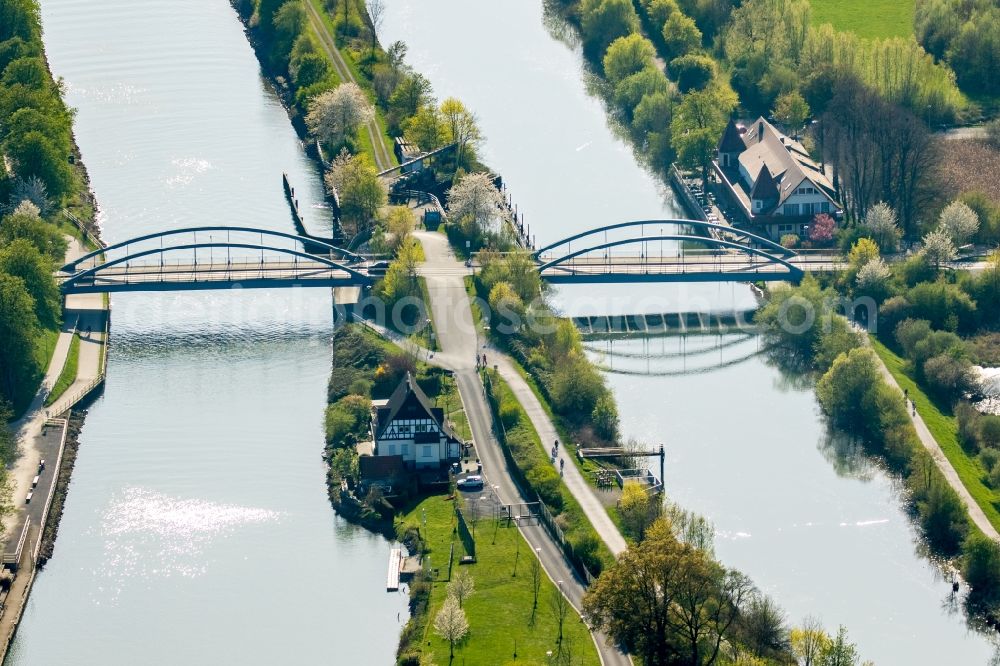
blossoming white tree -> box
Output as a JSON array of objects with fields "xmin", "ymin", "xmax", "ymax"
[
  {"xmin": 447, "ymin": 172, "xmax": 506, "ymax": 235},
  {"xmin": 305, "ymin": 82, "xmax": 374, "ymax": 147},
  {"xmin": 938, "ymin": 200, "xmax": 979, "ymax": 246},
  {"xmin": 922, "ymin": 228, "xmax": 957, "ymax": 269},
  {"xmin": 862, "ymin": 202, "xmax": 902, "ymax": 252},
  {"xmin": 433, "ymin": 595, "xmax": 469, "ymax": 659}
]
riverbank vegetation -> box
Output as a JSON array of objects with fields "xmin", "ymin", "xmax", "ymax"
[
  {"xmin": 1, "ymin": 0, "xmax": 97, "ymax": 419},
  {"xmin": 755, "ymin": 265, "xmax": 1000, "ymax": 609},
  {"xmin": 584, "ymin": 513, "xmax": 870, "ymax": 665},
  {"xmin": 395, "ymin": 494, "xmax": 600, "ymax": 666}
]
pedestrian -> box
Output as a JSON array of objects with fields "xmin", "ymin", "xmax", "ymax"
[
  {"xmin": 554, "ymin": 439, "xmax": 559, "ymax": 451},
  {"xmin": 559, "ymin": 458, "xmax": 565, "ymax": 475}
]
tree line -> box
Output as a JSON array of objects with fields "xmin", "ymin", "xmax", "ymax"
[
  {"xmin": 586, "ymin": 492, "xmax": 872, "ymax": 665},
  {"xmin": 915, "ymin": 0, "xmax": 1000, "ymax": 98},
  {"xmin": 242, "ymin": 0, "xmax": 484, "ymax": 241},
  {"xmin": 756, "ymin": 195, "xmax": 1000, "ymax": 611},
  {"xmin": 553, "ymin": 0, "xmax": 979, "ymax": 242},
  {"xmin": 0, "ymin": 0, "xmax": 90, "ymax": 517}
]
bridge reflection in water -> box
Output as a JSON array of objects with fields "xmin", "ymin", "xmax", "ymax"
[{"xmin": 583, "ymin": 329, "xmax": 765, "ymax": 378}]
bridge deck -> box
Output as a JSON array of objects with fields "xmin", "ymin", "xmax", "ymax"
[
  {"xmin": 59, "ymin": 259, "xmax": 369, "ymax": 294},
  {"xmin": 538, "ymin": 254, "xmax": 842, "ymax": 283}
]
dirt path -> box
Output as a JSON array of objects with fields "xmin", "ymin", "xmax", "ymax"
[{"xmin": 303, "ymin": 0, "xmax": 394, "ymax": 172}]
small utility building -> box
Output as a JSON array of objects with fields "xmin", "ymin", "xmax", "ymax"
[{"xmin": 372, "ymin": 373, "xmax": 462, "ymax": 470}]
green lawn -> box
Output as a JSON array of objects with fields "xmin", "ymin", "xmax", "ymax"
[
  {"xmin": 397, "ymin": 495, "xmax": 600, "ymax": 665},
  {"xmin": 871, "ymin": 339, "xmax": 1000, "ymax": 534},
  {"xmin": 44, "ymin": 332, "xmax": 80, "ymax": 408},
  {"xmin": 810, "ymin": 0, "xmax": 915, "ymax": 39}
]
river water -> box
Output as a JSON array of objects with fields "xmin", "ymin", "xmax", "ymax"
[
  {"xmin": 7, "ymin": 1, "xmax": 407, "ymax": 664},
  {"xmin": 382, "ymin": 0, "xmax": 999, "ymax": 663}
]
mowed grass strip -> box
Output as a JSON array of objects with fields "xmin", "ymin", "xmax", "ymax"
[
  {"xmin": 44, "ymin": 332, "xmax": 80, "ymax": 407},
  {"xmin": 872, "ymin": 339, "xmax": 1000, "ymax": 533},
  {"xmin": 398, "ymin": 495, "xmax": 600, "ymax": 665},
  {"xmin": 810, "ymin": 0, "xmax": 915, "ymax": 39}
]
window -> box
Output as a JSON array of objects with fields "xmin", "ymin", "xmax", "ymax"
[
  {"xmin": 399, "ymin": 424, "xmax": 410, "ymax": 434},
  {"xmin": 821, "ymin": 202, "xmax": 830, "ymax": 213},
  {"xmin": 779, "ymin": 224, "xmax": 793, "ymax": 233},
  {"xmin": 422, "ymin": 445, "xmax": 433, "ymax": 458},
  {"xmin": 783, "ymin": 203, "xmax": 799, "ymax": 216},
  {"xmin": 753, "ymin": 199, "xmax": 762, "ymax": 211},
  {"xmin": 401, "ymin": 444, "xmax": 409, "ymax": 455},
  {"xmin": 385, "ymin": 444, "xmax": 395, "ymax": 455}
]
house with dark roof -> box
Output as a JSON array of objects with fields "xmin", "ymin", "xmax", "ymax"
[
  {"xmin": 370, "ymin": 372, "xmax": 462, "ymax": 471},
  {"xmin": 714, "ymin": 118, "xmax": 842, "ymax": 241}
]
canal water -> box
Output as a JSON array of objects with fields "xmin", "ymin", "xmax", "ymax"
[
  {"xmin": 382, "ymin": 0, "xmax": 999, "ymax": 663},
  {"xmin": 7, "ymin": 1, "xmax": 407, "ymax": 664}
]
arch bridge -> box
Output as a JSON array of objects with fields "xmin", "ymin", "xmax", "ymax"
[
  {"xmin": 532, "ymin": 219, "xmax": 818, "ymax": 284},
  {"xmin": 58, "ymin": 226, "xmax": 372, "ymax": 294}
]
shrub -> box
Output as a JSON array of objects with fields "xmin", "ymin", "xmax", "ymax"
[
  {"xmin": 779, "ymin": 233, "xmax": 800, "ymax": 249},
  {"xmin": 915, "ymin": 478, "xmax": 968, "ymax": 554},
  {"xmin": 964, "ymin": 534, "xmax": 1000, "ymax": 605},
  {"xmin": 956, "ymin": 401, "xmax": 982, "ymax": 450},
  {"xmin": 980, "ymin": 415, "xmax": 1000, "ymax": 448},
  {"xmin": 922, "ymin": 353, "xmax": 976, "ymax": 402},
  {"xmin": 906, "ymin": 281, "xmax": 977, "ymax": 333}
]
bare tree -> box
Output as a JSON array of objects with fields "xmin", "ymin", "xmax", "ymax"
[
  {"xmin": 529, "ymin": 555, "xmax": 542, "ymax": 622},
  {"xmin": 550, "ymin": 583, "xmax": 570, "ymax": 649},
  {"xmin": 365, "ymin": 0, "xmax": 385, "ymax": 62},
  {"xmin": 434, "ymin": 595, "xmax": 469, "ymax": 659}
]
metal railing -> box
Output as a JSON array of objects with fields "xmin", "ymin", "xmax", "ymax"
[{"xmin": 62, "ymin": 209, "xmax": 105, "ymax": 250}]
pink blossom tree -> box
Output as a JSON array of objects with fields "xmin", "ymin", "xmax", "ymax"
[{"xmin": 808, "ymin": 213, "xmax": 836, "ymax": 244}]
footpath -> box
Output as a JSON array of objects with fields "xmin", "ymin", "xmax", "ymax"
[
  {"xmin": 869, "ymin": 339, "xmax": 1000, "ymax": 541},
  {"xmin": 0, "ymin": 236, "xmax": 109, "ymax": 655},
  {"xmin": 302, "ymin": 0, "xmax": 394, "ymax": 172}
]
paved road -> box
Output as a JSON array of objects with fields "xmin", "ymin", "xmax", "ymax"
[
  {"xmin": 303, "ymin": 0, "xmax": 394, "ymax": 172},
  {"xmin": 405, "ymin": 231, "xmax": 631, "ymax": 665}
]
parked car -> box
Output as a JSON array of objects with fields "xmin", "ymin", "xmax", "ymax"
[{"xmin": 456, "ymin": 475, "xmax": 484, "ymax": 491}]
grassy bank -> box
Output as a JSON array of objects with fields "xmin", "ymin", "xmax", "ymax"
[
  {"xmin": 44, "ymin": 333, "xmax": 80, "ymax": 408},
  {"xmin": 872, "ymin": 338, "xmax": 1000, "ymax": 533},
  {"xmin": 810, "ymin": 0, "xmax": 915, "ymax": 39},
  {"xmin": 395, "ymin": 494, "xmax": 600, "ymax": 665}
]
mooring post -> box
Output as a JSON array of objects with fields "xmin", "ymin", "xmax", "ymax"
[{"xmin": 659, "ymin": 444, "xmax": 665, "ymax": 488}]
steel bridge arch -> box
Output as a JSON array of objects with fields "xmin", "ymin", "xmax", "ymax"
[
  {"xmin": 60, "ymin": 242, "xmax": 371, "ymax": 292},
  {"xmin": 532, "ymin": 219, "xmax": 794, "ymax": 260},
  {"xmin": 62, "ymin": 225, "xmax": 363, "ymax": 272},
  {"xmin": 536, "ymin": 235, "xmax": 804, "ymax": 280}
]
